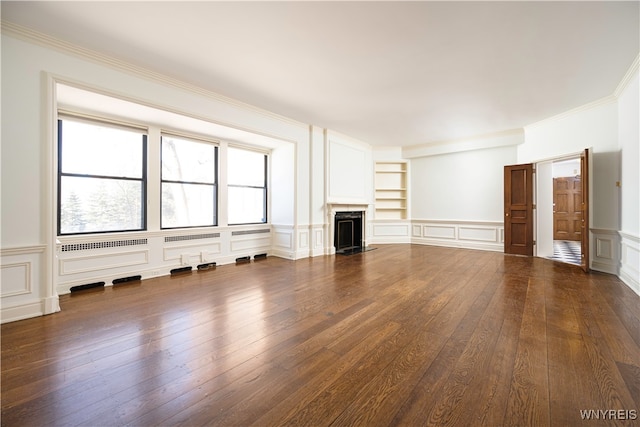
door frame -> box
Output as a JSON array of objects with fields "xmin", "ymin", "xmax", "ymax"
[{"xmin": 529, "ymin": 149, "xmax": 592, "ymax": 271}]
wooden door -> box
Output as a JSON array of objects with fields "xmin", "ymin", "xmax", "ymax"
[
  {"xmin": 580, "ymin": 149, "xmax": 590, "ymax": 272},
  {"xmin": 504, "ymin": 163, "xmax": 534, "ymax": 256},
  {"xmin": 553, "ymin": 177, "xmax": 582, "ymax": 241}
]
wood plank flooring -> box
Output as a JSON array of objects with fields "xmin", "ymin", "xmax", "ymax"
[{"xmin": 2, "ymin": 244, "xmax": 639, "ymax": 426}]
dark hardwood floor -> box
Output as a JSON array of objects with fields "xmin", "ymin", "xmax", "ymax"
[{"xmin": 2, "ymin": 244, "xmax": 639, "ymax": 426}]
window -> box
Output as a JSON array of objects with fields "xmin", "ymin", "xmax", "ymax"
[
  {"xmin": 58, "ymin": 118, "xmax": 147, "ymax": 235},
  {"xmin": 228, "ymin": 147, "xmax": 267, "ymax": 224},
  {"xmin": 161, "ymin": 135, "xmax": 218, "ymax": 228}
]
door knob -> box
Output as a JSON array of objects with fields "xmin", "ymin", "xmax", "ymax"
[{"xmin": 505, "ymin": 213, "xmax": 510, "ymax": 217}]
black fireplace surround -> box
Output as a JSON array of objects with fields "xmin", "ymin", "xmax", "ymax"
[{"xmin": 334, "ymin": 211, "xmax": 363, "ymax": 254}]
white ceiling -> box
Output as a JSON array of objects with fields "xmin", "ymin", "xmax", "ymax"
[{"xmin": 2, "ymin": 1, "xmax": 639, "ymax": 147}]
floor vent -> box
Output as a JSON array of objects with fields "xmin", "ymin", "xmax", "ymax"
[
  {"xmin": 170, "ymin": 266, "xmax": 192, "ymax": 275},
  {"xmin": 113, "ymin": 275, "xmax": 142, "ymax": 285},
  {"xmin": 254, "ymin": 253, "xmax": 267, "ymax": 260},
  {"xmin": 165, "ymin": 233, "xmax": 220, "ymax": 243},
  {"xmin": 231, "ymin": 229, "xmax": 270, "ymax": 236},
  {"xmin": 70, "ymin": 281, "xmax": 105, "ymax": 292},
  {"xmin": 197, "ymin": 262, "xmax": 217, "ymax": 271},
  {"xmin": 61, "ymin": 238, "xmax": 148, "ymax": 252},
  {"xmin": 236, "ymin": 256, "xmax": 251, "ymax": 264}
]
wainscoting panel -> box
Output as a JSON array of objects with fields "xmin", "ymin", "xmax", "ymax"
[
  {"xmin": 60, "ymin": 250, "xmax": 149, "ymax": 275},
  {"xmin": 1, "ymin": 245, "xmax": 52, "ymax": 323},
  {"xmin": 230, "ymin": 236, "xmax": 272, "ymax": 253},
  {"xmin": 271, "ymin": 224, "xmax": 295, "ymax": 260},
  {"xmin": 423, "ymin": 225, "xmax": 456, "ymax": 240},
  {"xmin": 163, "ymin": 242, "xmax": 222, "ymax": 262},
  {"xmin": 590, "ymin": 228, "xmax": 620, "ymax": 276},
  {"xmin": 411, "ymin": 220, "xmax": 504, "ymax": 252},
  {"xmin": 458, "ymin": 226, "xmax": 498, "ymax": 243},
  {"xmin": 1, "ymin": 262, "xmax": 31, "ymax": 297},
  {"xmin": 370, "ymin": 221, "xmax": 411, "ymax": 244},
  {"xmin": 312, "ymin": 225, "xmax": 325, "ymax": 257},
  {"xmin": 619, "ymin": 231, "xmax": 639, "ymax": 296}
]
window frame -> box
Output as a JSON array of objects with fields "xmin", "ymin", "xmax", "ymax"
[
  {"xmin": 57, "ymin": 117, "xmax": 148, "ymax": 236},
  {"xmin": 227, "ymin": 146, "xmax": 268, "ymax": 225},
  {"xmin": 160, "ymin": 134, "xmax": 219, "ymax": 230}
]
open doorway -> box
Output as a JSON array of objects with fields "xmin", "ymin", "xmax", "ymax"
[
  {"xmin": 535, "ymin": 151, "xmax": 590, "ymax": 271},
  {"xmin": 508, "ymin": 149, "xmax": 590, "ymax": 271},
  {"xmin": 550, "ymin": 158, "xmax": 582, "ymax": 265}
]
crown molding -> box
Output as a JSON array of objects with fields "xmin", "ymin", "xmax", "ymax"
[
  {"xmin": 402, "ymin": 128, "xmax": 524, "ymax": 158},
  {"xmin": 524, "ymin": 95, "xmax": 617, "ymax": 131},
  {"xmin": 614, "ymin": 52, "xmax": 640, "ymax": 97},
  {"xmin": 1, "ymin": 20, "xmax": 307, "ymax": 130}
]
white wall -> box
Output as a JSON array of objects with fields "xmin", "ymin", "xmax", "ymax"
[
  {"xmin": 520, "ymin": 100, "xmax": 619, "ymax": 230},
  {"xmin": 618, "ymin": 71, "xmax": 639, "ymax": 236},
  {"xmin": 407, "ymin": 145, "xmax": 517, "ymax": 251},
  {"xmin": 411, "ymin": 146, "xmax": 517, "ymax": 221},
  {"xmin": 326, "ymin": 131, "xmax": 373, "ymax": 205},
  {"xmin": 617, "ymin": 69, "xmax": 640, "ymax": 294}
]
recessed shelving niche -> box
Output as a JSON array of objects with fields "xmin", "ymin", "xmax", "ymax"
[{"xmin": 375, "ymin": 161, "xmax": 408, "ymax": 219}]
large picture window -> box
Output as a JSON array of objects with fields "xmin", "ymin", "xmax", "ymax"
[
  {"xmin": 161, "ymin": 135, "xmax": 218, "ymax": 228},
  {"xmin": 228, "ymin": 147, "xmax": 267, "ymax": 225},
  {"xmin": 58, "ymin": 118, "xmax": 147, "ymax": 235}
]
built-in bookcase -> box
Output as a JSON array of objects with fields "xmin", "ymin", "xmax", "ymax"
[{"xmin": 374, "ymin": 161, "xmax": 408, "ymax": 219}]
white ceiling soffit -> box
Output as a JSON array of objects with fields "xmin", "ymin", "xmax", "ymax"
[
  {"xmin": 56, "ymin": 83, "xmax": 291, "ymax": 149},
  {"xmin": 2, "ymin": 1, "xmax": 639, "ymax": 147}
]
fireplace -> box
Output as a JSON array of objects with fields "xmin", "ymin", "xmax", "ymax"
[{"xmin": 334, "ymin": 211, "xmax": 364, "ymax": 254}]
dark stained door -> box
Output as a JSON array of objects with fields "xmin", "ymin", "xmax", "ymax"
[
  {"xmin": 504, "ymin": 163, "xmax": 534, "ymax": 256},
  {"xmin": 553, "ymin": 177, "xmax": 582, "ymax": 241},
  {"xmin": 580, "ymin": 149, "xmax": 590, "ymax": 272}
]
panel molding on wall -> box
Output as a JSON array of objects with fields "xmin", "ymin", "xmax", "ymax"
[
  {"xmin": 591, "ymin": 228, "xmax": 620, "ymax": 276},
  {"xmin": 271, "ymin": 224, "xmax": 295, "ymax": 260},
  {"xmin": 1, "ymin": 245, "xmax": 51, "ymax": 323},
  {"xmin": 326, "ymin": 133, "xmax": 371, "ymax": 205},
  {"xmin": 410, "ymin": 219, "xmax": 504, "ymax": 252},
  {"xmin": 370, "ymin": 220, "xmax": 411, "ymax": 244},
  {"xmin": 59, "ymin": 250, "xmax": 150, "ymax": 275},
  {"xmin": 619, "ymin": 231, "xmax": 639, "ymax": 296}
]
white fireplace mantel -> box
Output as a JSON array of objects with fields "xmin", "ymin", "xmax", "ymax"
[{"xmin": 326, "ymin": 202, "xmax": 372, "ymax": 254}]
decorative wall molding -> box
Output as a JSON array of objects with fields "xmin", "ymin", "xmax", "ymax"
[
  {"xmin": 410, "ymin": 219, "xmax": 504, "ymax": 252},
  {"xmin": 271, "ymin": 224, "xmax": 296, "ymax": 260},
  {"xmin": 1, "ymin": 262, "xmax": 32, "ymax": 297},
  {"xmin": 163, "ymin": 242, "xmax": 222, "ymax": 262},
  {"xmin": 59, "ymin": 250, "xmax": 149, "ymax": 275},
  {"xmin": 402, "ymin": 128, "xmax": 524, "ymax": 159},
  {"xmin": 524, "ymin": 95, "xmax": 617, "ymax": 131},
  {"xmin": 370, "ymin": 220, "xmax": 411, "ymax": 244},
  {"xmin": 590, "ymin": 228, "xmax": 620, "ymax": 275},
  {"xmin": 1, "ymin": 245, "xmax": 55, "ymax": 323},
  {"xmin": 619, "ymin": 231, "xmax": 639, "ymax": 296},
  {"xmin": 614, "ymin": 52, "xmax": 640, "ymax": 97}
]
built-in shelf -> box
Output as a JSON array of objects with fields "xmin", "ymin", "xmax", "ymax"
[{"xmin": 375, "ymin": 161, "xmax": 408, "ymax": 220}]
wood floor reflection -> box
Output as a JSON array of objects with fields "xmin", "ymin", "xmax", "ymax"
[{"xmin": 2, "ymin": 245, "xmax": 639, "ymax": 426}]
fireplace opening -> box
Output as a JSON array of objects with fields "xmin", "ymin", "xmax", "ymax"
[{"xmin": 334, "ymin": 211, "xmax": 363, "ymax": 254}]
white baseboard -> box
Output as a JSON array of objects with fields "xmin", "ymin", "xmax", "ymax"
[{"xmin": 1, "ymin": 301, "xmax": 45, "ymax": 323}]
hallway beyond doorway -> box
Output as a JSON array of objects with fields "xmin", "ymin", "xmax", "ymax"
[{"xmin": 550, "ymin": 240, "xmax": 581, "ymax": 265}]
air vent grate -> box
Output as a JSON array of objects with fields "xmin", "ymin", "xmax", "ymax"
[
  {"xmin": 231, "ymin": 229, "xmax": 270, "ymax": 236},
  {"xmin": 165, "ymin": 233, "xmax": 220, "ymax": 243},
  {"xmin": 61, "ymin": 239, "xmax": 148, "ymax": 252}
]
